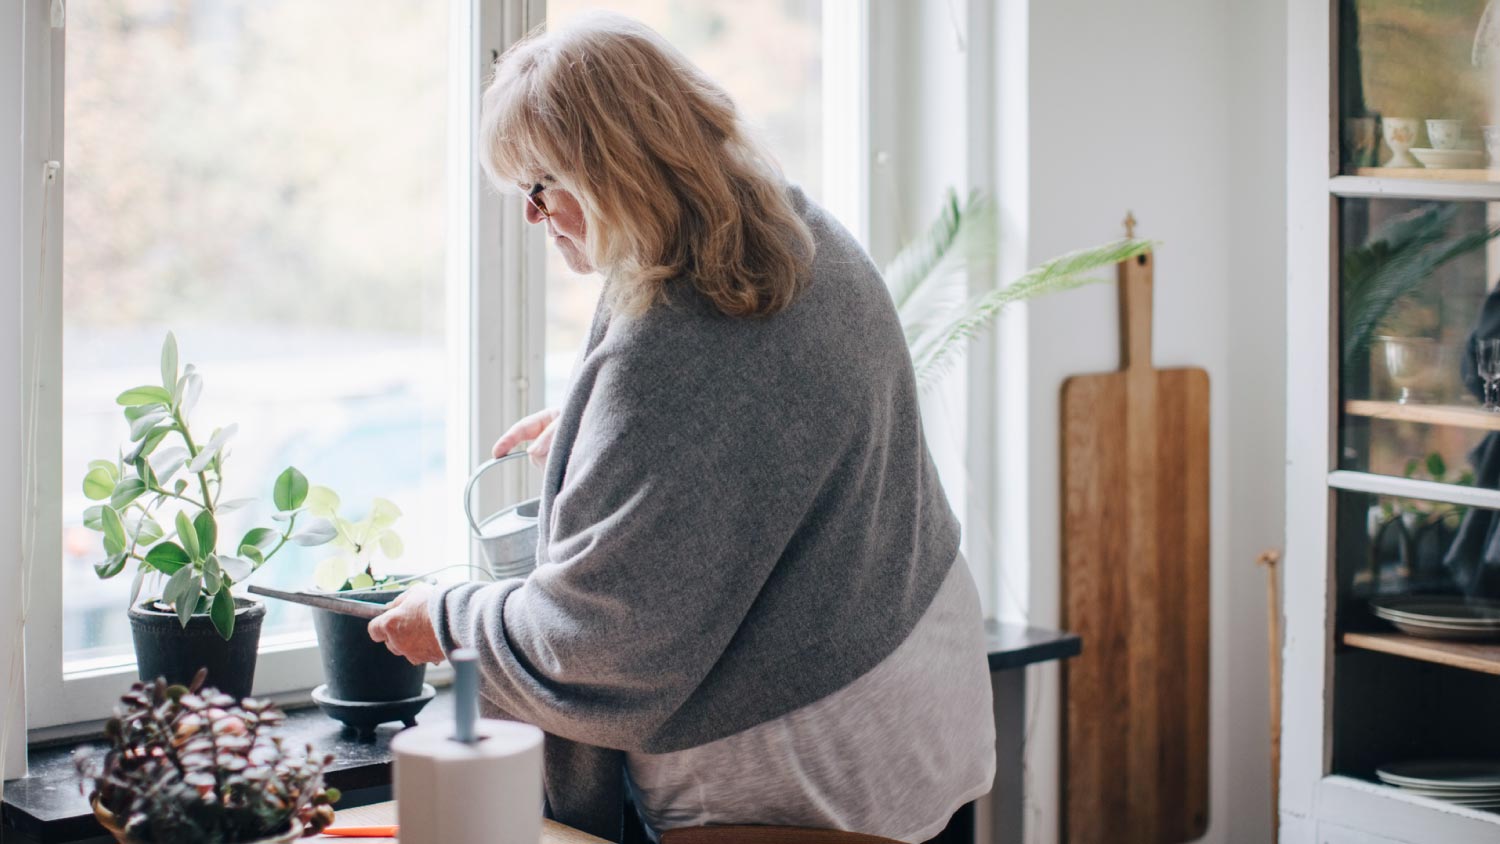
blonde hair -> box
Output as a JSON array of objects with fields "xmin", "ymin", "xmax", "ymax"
[{"xmin": 479, "ymin": 13, "xmax": 815, "ymax": 318}]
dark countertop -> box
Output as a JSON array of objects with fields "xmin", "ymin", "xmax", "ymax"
[
  {"xmin": 984, "ymin": 620, "xmax": 1083, "ymax": 671},
  {"xmin": 4, "ymin": 626, "xmax": 1079, "ymax": 844},
  {"xmin": 3, "ymin": 689, "xmax": 453, "ymax": 844}
]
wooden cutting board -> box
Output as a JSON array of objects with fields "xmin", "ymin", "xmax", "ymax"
[{"xmin": 1060, "ymin": 240, "xmax": 1210, "ymax": 844}]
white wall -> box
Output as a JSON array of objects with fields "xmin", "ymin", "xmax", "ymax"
[
  {"xmin": 1002, "ymin": 1, "xmax": 1287, "ymax": 842},
  {"xmin": 1, "ymin": 0, "xmax": 28, "ymax": 782}
]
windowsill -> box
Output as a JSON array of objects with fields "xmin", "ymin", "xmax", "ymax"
[{"xmin": 3, "ymin": 686, "xmax": 455, "ymax": 844}]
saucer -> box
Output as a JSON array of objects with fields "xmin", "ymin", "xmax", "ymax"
[
  {"xmin": 312, "ymin": 683, "xmax": 436, "ymax": 740},
  {"xmin": 1410, "ymin": 147, "xmax": 1486, "ymax": 169}
]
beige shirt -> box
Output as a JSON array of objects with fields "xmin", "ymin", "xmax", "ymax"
[{"xmin": 625, "ymin": 557, "xmax": 996, "ymax": 843}]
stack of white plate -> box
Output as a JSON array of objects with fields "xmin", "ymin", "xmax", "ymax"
[
  {"xmin": 1369, "ymin": 596, "xmax": 1500, "ymax": 641},
  {"xmin": 1376, "ymin": 761, "xmax": 1500, "ymax": 811}
]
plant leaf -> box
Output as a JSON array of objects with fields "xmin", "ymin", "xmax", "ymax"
[
  {"xmin": 378, "ymin": 531, "xmax": 404, "ymax": 560},
  {"xmin": 93, "ymin": 553, "xmax": 128, "ymax": 579},
  {"xmin": 161, "ymin": 332, "xmax": 178, "ymax": 392},
  {"xmin": 82, "ymin": 505, "xmax": 105, "ymax": 531},
  {"xmin": 128, "ymin": 410, "xmax": 170, "ymax": 442},
  {"xmin": 128, "ymin": 512, "xmax": 164, "ymax": 546},
  {"xmin": 101, "ymin": 506, "xmax": 127, "ymax": 557},
  {"xmin": 177, "ymin": 371, "xmax": 203, "ymax": 418},
  {"xmin": 116, "ymin": 385, "xmax": 172, "ymax": 407},
  {"xmin": 144, "ymin": 541, "xmax": 190, "ymax": 575},
  {"xmin": 1426, "ymin": 452, "xmax": 1447, "ymax": 480},
  {"xmin": 347, "ymin": 572, "xmax": 375, "ymax": 591},
  {"xmin": 368, "ymin": 498, "xmax": 402, "ymax": 531},
  {"xmin": 83, "ymin": 468, "xmax": 116, "ymax": 501},
  {"xmin": 240, "ymin": 527, "xmax": 278, "ymax": 550},
  {"xmin": 910, "ymin": 237, "xmax": 1155, "ymax": 389},
  {"xmin": 219, "ymin": 555, "xmax": 254, "ymax": 582},
  {"xmin": 883, "ymin": 189, "xmax": 967, "ymax": 310},
  {"xmin": 290, "ymin": 519, "xmax": 337, "ymax": 546},
  {"xmin": 210, "ymin": 587, "xmax": 235, "ymax": 640},
  {"xmin": 129, "ymin": 564, "xmax": 147, "ymax": 609},
  {"xmin": 126, "ymin": 425, "xmax": 173, "ymax": 463},
  {"xmin": 187, "ymin": 424, "xmax": 237, "ymax": 475},
  {"xmin": 176, "ymin": 511, "xmax": 201, "ymax": 561},
  {"xmin": 273, "ymin": 467, "xmax": 309, "ymax": 512},
  {"xmin": 304, "ymin": 485, "xmax": 341, "ymax": 519},
  {"xmin": 151, "ymin": 447, "xmax": 189, "ymax": 483},
  {"xmin": 194, "ymin": 510, "xmax": 217, "ymax": 558},
  {"xmin": 109, "ymin": 478, "xmax": 147, "ymax": 510},
  {"xmin": 217, "ymin": 498, "xmax": 257, "ymax": 514},
  {"xmin": 87, "ymin": 459, "xmax": 120, "ymax": 483},
  {"xmin": 164, "ymin": 568, "xmax": 201, "ymax": 627},
  {"xmin": 313, "ymin": 556, "xmax": 352, "ymax": 592}
]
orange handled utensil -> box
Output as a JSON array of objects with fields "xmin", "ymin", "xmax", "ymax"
[{"xmin": 319, "ymin": 825, "xmax": 398, "ymax": 837}]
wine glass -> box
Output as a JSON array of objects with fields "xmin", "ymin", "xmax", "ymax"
[
  {"xmin": 1381, "ymin": 336, "xmax": 1441, "ymax": 405},
  {"xmin": 1478, "ymin": 338, "xmax": 1500, "ymax": 411}
]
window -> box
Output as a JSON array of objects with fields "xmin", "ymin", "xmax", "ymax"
[{"xmin": 25, "ymin": 0, "xmax": 489, "ymax": 730}]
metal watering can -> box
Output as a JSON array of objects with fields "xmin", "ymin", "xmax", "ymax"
[{"xmin": 464, "ymin": 452, "xmax": 541, "ymax": 580}]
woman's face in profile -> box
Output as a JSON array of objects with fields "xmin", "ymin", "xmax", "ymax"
[{"xmin": 524, "ymin": 183, "xmax": 594, "ymax": 275}]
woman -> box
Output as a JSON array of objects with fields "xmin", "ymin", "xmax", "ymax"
[{"xmin": 368, "ymin": 13, "xmax": 994, "ymax": 841}]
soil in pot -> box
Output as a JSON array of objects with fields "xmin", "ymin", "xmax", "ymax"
[
  {"xmin": 128, "ymin": 597, "xmax": 264, "ymax": 701},
  {"xmin": 313, "ymin": 587, "xmax": 426, "ymax": 702}
]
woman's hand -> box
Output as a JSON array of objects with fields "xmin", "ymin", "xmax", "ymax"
[
  {"xmin": 367, "ymin": 583, "xmax": 446, "ymax": 665},
  {"xmin": 492, "ymin": 407, "xmax": 561, "ymax": 469}
]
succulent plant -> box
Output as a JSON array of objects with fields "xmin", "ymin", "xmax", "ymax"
[{"xmin": 77, "ymin": 670, "xmax": 339, "ymax": 842}]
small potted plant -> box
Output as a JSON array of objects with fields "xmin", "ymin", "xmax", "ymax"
[
  {"xmin": 303, "ymin": 487, "xmax": 432, "ymax": 735},
  {"xmin": 79, "ymin": 333, "xmax": 337, "ymax": 699},
  {"xmin": 77, "ymin": 670, "xmax": 340, "ymax": 843}
]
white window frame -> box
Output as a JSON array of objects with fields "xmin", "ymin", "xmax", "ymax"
[{"xmin": 14, "ymin": 0, "xmax": 544, "ymax": 738}]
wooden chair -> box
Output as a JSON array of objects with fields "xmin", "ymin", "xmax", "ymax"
[{"xmin": 661, "ymin": 826, "xmax": 905, "ymax": 844}]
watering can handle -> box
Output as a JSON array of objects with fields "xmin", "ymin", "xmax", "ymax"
[{"xmin": 463, "ymin": 452, "xmax": 533, "ymax": 537}]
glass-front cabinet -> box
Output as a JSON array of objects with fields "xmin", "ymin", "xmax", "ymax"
[{"xmin": 1286, "ymin": 2, "xmax": 1500, "ymax": 841}]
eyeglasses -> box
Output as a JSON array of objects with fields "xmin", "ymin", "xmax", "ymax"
[{"xmin": 524, "ymin": 183, "xmax": 551, "ymax": 219}]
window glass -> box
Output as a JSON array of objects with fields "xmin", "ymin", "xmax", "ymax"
[
  {"xmin": 62, "ymin": 1, "xmax": 455, "ymax": 668},
  {"xmin": 1338, "ymin": 0, "xmax": 1500, "ymax": 178},
  {"xmin": 1336, "ymin": 197, "xmax": 1500, "ymax": 484},
  {"xmin": 541, "ymin": 2, "xmax": 825, "ymax": 405}
]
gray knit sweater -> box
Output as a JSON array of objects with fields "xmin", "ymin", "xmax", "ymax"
[{"xmin": 428, "ymin": 186, "xmax": 960, "ymax": 838}]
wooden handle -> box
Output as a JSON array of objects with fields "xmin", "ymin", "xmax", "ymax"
[{"xmin": 1119, "ymin": 249, "xmax": 1154, "ymax": 372}]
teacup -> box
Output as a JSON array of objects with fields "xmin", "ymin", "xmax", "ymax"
[
  {"xmin": 1382, "ymin": 117, "xmax": 1421, "ymax": 167},
  {"xmin": 1426, "ymin": 119, "xmax": 1465, "ymax": 151}
]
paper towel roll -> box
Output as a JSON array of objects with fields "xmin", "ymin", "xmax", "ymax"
[{"xmin": 392, "ymin": 718, "xmax": 544, "ymax": 844}]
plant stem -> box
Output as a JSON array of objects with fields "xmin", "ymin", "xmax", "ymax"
[
  {"xmin": 171, "ymin": 409, "xmax": 215, "ymax": 515},
  {"xmin": 260, "ymin": 513, "xmax": 299, "ymax": 565}
]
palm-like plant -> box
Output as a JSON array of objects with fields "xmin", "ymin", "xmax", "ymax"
[
  {"xmin": 1341, "ymin": 203, "xmax": 1500, "ymax": 374},
  {"xmin": 887, "ymin": 190, "xmax": 1153, "ymax": 389}
]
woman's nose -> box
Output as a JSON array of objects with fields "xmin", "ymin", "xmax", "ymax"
[{"xmin": 523, "ymin": 201, "xmax": 544, "ymax": 225}]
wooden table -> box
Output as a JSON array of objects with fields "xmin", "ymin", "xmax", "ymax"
[{"xmin": 319, "ymin": 801, "xmax": 607, "ymax": 844}]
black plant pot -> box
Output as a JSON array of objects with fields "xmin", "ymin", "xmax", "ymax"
[
  {"xmin": 128, "ymin": 597, "xmax": 264, "ymax": 700},
  {"xmin": 312, "ymin": 588, "xmax": 427, "ymax": 703}
]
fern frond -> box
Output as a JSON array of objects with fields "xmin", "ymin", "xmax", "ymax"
[
  {"xmin": 1342, "ymin": 204, "xmax": 1500, "ymax": 367},
  {"xmin": 910, "ymin": 238, "xmax": 1154, "ymax": 390}
]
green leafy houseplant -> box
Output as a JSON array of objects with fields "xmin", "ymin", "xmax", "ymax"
[
  {"xmin": 77, "ymin": 670, "xmax": 339, "ymax": 843},
  {"xmin": 80, "ymin": 333, "xmax": 337, "ymax": 640},
  {"xmin": 304, "ymin": 487, "xmax": 406, "ymax": 593},
  {"xmin": 885, "ymin": 189, "xmax": 1154, "ymax": 390}
]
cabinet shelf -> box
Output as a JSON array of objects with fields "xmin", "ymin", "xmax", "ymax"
[
  {"xmin": 1330, "ymin": 174, "xmax": 1500, "ymax": 201},
  {"xmin": 1346, "ymin": 166, "xmax": 1500, "ymax": 182},
  {"xmin": 1342, "ymin": 631, "xmax": 1500, "ymax": 676},
  {"xmin": 1344, "ymin": 399, "xmax": 1500, "ymax": 431}
]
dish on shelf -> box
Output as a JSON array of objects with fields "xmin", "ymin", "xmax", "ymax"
[
  {"xmin": 1370, "ymin": 596, "xmax": 1500, "ymax": 641},
  {"xmin": 1377, "ymin": 760, "xmax": 1500, "ymax": 807},
  {"xmin": 1409, "ymin": 147, "xmax": 1487, "ymax": 169}
]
